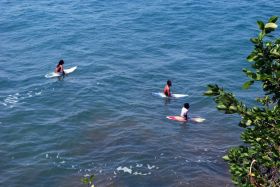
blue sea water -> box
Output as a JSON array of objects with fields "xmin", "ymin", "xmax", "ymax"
[{"xmin": 0, "ymin": 0, "xmax": 279, "ymax": 186}]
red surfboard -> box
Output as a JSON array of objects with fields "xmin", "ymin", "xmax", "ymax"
[{"xmin": 166, "ymin": 116, "xmax": 205, "ymax": 123}]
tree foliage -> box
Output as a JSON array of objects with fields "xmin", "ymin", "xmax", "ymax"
[
  {"xmin": 81, "ymin": 175, "xmax": 95, "ymax": 187},
  {"xmin": 205, "ymin": 16, "xmax": 280, "ymax": 186}
]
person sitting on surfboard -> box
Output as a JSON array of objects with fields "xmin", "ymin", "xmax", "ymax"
[
  {"xmin": 55, "ymin": 59, "xmax": 65, "ymax": 75},
  {"xmin": 163, "ymin": 80, "xmax": 172, "ymax": 97},
  {"xmin": 180, "ymin": 103, "xmax": 189, "ymax": 120}
]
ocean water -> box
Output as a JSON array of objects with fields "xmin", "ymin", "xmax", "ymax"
[{"xmin": 0, "ymin": 0, "xmax": 279, "ymax": 186}]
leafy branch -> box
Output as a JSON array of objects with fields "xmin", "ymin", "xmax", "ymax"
[{"xmin": 205, "ymin": 16, "xmax": 280, "ymax": 186}]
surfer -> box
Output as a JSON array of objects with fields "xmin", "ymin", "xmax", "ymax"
[
  {"xmin": 55, "ymin": 59, "xmax": 65, "ymax": 75},
  {"xmin": 163, "ymin": 80, "xmax": 172, "ymax": 97},
  {"xmin": 180, "ymin": 103, "xmax": 189, "ymax": 120}
]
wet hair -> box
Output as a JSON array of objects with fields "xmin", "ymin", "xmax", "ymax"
[
  {"xmin": 167, "ymin": 80, "xmax": 172, "ymax": 86},
  {"xmin": 57, "ymin": 59, "xmax": 64, "ymax": 67},
  {"xmin": 184, "ymin": 103, "xmax": 190, "ymax": 109}
]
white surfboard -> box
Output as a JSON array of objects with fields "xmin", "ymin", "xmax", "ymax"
[
  {"xmin": 45, "ymin": 66, "xmax": 77, "ymax": 78},
  {"xmin": 152, "ymin": 92, "xmax": 188, "ymax": 98},
  {"xmin": 166, "ymin": 116, "xmax": 205, "ymax": 123}
]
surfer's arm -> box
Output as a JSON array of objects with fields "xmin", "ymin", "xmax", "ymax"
[
  {"xmin": 61, "ymin": 66, "xmax": 65, "ymax": 75},
  {"xmin": 167, "ymin": 90, "xmax": 171, "ymax": 97},
  {"xmin": 164, "ymin": 87, "xmax": 171, "ymax": 97}
]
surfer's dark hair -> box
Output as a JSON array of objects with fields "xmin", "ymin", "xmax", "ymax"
[
  {"xmin": 57, "ymin": 59, "xmax": 64, "ymax": 67},
  {"xmin": 184, "ymin": 103, "xmax": 190, "ymax": 109},
  {"xmin": 167, "ymin": 80, "xmax": 172, "ymax": 86}
]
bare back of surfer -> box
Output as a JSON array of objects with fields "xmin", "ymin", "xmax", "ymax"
[
  {"xmin": 55, "ymin": 59, "xmax": 65, "ymax": 75},
  {"xmin": 163, "ymin": 80, "xmax": 172, "ymax": 97}
]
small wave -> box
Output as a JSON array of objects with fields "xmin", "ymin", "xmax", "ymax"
[
  {"xmin": 185, "ymin": 158, "xmax": 217, "ymax": 164},
  {"xmin": 1, "ymin": 89, "xmax": 43, "ymax": 108},
  {"xmin": 2, "ymin": 94, "xmax": 19, "ymax": 108},
  {"xmin": 133, "ymin": 171, "xmax": 151, "ymax": 176},
  {"xmin": 45, "ymin": 152, "xmax": 80, "ymax": 170},
  {"xmin": 136, "ymin": 163, "xmax": 143, "ymax": 167},
  {"xmin": 147, "ymin": 164, "xmax": 156, "ymax": 170},
  {"xmin": 35, "ymin": 91, "xmax": 42, "ymax": 95},
  {"xmin": 116, "ymin": 166, "xmax": 132, "ymax": 174},
  {"xmin": 115, "ymin": 163, "xmax": 158, "ymax": 176}
]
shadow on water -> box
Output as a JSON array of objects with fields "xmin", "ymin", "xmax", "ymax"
[{"xmin": 164, "ymin": 97, "xmax": 171, "ymax": 105}]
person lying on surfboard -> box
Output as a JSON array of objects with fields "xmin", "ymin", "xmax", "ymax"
[
  {"xmin": 163, "ymin": 80, "xmax": 172, "ymax": 97},
  {"xmin": 167, "ymin": 102, "xmax": 206, "ymax": 123},
  {"xmin": 55, "ymin": 59, "xmax": 65, "ymax": 75},
  {"xmin": 180, "ymin": 103, "xmax": 190, "ymax": 120}
]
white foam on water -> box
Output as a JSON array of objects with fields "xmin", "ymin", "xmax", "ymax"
[
  {"xmin": 136, "ymin": 163, "xmax": 143, "ymax": 167},
  {"xmin": 2, "ymin": 94, "xmax": 20, "ymax": 107},
  {"xmin": 116, "ymin": 166, "xmax": 132, "ymax": 174},
  {"xmin": 133, "ymin": 171, "xmax": 151, "ymax": 176},
  {"xmin": 4, "ymin": 95, "xmax": 18, "ymax": 103},
  {"xmin": 147, "ymin": 164, "xmax": 155, "ymax": 170},
  {"xmin": 2, "ymin": 89, "xmax": 43, "ymax": 108},
  {"xmin": 35, "ymin": 91, "xmax": 42, "ymax": 95},
  {"xmin": 115, "ymin": 163, "xmax": 158, "ymax": 176},
  {"xmin": 185, "ymin": 158, "xmax": 217, "ymax": 163}
]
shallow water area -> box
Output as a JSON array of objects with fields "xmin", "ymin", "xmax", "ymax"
[{"xmin": 1, "ymin": 0, "xmax": 279, "ymax": 186}]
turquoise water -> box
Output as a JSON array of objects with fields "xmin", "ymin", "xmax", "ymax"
[{"xmin": 1, "ymin": 1, "xmax": 279, "ymax": 186}]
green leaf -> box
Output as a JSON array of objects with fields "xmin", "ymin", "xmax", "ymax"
[
  {"xmin": 257, "ymin": 21, "xmax": 265, "ymax": 30},
  {"xmin": 250, "ymin": 38, "xmax": 259, "ymax": 44},
  {"xmin": 265, "ymin": 22, "xmax": 278, "ymax": 29},
  {"xmin": 246, "ymin": 53, "xmax": 258, "ymax": 62},
  {"xmin": 275, "ymin": 38, "xmax": 280, "ymax": 44},
  {"xmin": 204, "ymin": 90, "xmax": 213, "ymax": 96},
  {"xmin": 265, "ymin": 41, "xmax": 272, "ymax": 47},
  {"xmin": 255, "ymin": 73, "xmax": 261, "ymax": 80},
  {"xmin": 81, "ymin": 178, "xmax": 89, "ymax": 184},
  {"xmin": 229, "ymin": 105, "xmax": 237, "ymax": 111},
  {"xmin": 223, "ymin": 155, "xmax": 230, "ymax": 161},
  {"xmin": 242, "ymin": 80, "xmax": 254, "ymax": 89},
  {"xmin": 217, "ymin": 104, "xmax": 227, "ymax": 110},
  {"xmin": 262, "ymin": 155, "xmax": 271, "ymax": 161},
  {"xmin": 258, "ymin": 31, "xmax": 265, "ymax": 41},
  {"xmin": 265, "ymin": 27, "xmax": 275, "ymax": 34},
  {"xmin": 269, "ymin": 16, "xmax": 278, "ymax": 23},
  {"xmin": 245, "ymin": 120, "xmax": 252, "ymax": 126},
  {"xmin": 256, "ymin": 137, "xmax": 261, "ymax": 141}
]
